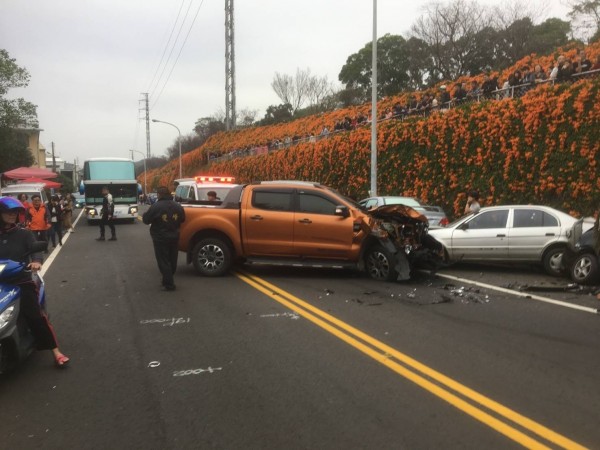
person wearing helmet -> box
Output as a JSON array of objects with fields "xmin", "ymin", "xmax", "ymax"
[{"xmin": 0, "ymin": 197, "xmax": 70, "ymax": 367}]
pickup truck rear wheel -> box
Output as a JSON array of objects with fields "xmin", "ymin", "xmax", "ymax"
[
  {"xmin": 365, "ymin": 244, "xmax": 398, "ymax": 281},
  {"xmin": 192, "ymin": 238, "xmax": 232, "ymax": 277}
]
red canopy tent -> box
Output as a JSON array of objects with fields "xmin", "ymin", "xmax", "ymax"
[
  {"xmin": 3, "ymin": 167, "xmax": 58, "ymax": 180},
  {"xmin": 17, "ymin": 177, "xmax": 62, "ymax": 189}
]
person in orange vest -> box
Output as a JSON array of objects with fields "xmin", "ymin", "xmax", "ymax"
[{"xmin": 26, "ymin": 194, "xmax": 51, "ymax": 248}]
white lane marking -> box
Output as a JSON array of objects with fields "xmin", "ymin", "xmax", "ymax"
[
  {"xmin": 433, "ymin": 272, "xmax": 599, "ymax": 315},
  {"xmin": 39, "ymin": 209, "xmax": 84, "ymax": 276}
]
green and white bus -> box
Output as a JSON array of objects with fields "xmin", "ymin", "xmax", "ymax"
[{"xmin": 80, "ymin": 158, "xmax": 139, "ymax": 224}]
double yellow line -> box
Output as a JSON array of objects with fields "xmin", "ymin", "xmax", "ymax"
[{"xmin": 236, "ymin": 270, "xmax": 587, "ymax": 450}]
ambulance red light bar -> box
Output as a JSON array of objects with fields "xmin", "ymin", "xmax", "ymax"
[{"xmin": 195, "ymin": 175, "xmax": 235, "ymax": 183}]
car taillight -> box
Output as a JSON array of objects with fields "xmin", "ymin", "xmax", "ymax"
[{"xmin": 439, "ymin": 217, "xmax": 449, "ymax": 227}]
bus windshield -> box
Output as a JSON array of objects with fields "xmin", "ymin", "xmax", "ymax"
[
  {"xmin": 84, "ymin": 159, "xmax": 135, "ymax": 180},
  {"xmin": 84, "ymin": 184, "xmax": 138, "ymax": 204}
]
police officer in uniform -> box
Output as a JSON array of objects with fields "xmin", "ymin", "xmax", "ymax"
[
  {"xmin": 142, "ymin": 186, "xmax": 186, "ymax": 291},
  {"xmin": 97, "ymin": 186, "xmax": 116, "ymax": 241}
]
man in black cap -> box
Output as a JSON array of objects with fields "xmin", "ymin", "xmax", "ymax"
[
  {"xmin": 142, "ymin": 186, "xmax": 186, "ymax": 291},
  {"xmin": 97, "ymin": 186, "xmax": 116, "ymax": 241}
]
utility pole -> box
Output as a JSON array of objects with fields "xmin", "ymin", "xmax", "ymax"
[
  {"xmin": 225, "ymin": 0, "xmax": 236, "ymax": 130},
  {"xmin": 51, "ymin": 141, "xmax": 57, "ymax": 173},
  {"xmin": 140, "ymin": 93, "xmax": 151, "ymax": 158}
]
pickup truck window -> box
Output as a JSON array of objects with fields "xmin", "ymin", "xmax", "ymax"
[
  {"xmin": 252, "ymin": 190, "xmax": 293, "ymax": 211},
  {"xmin": 298, "ymin": 193, "xmax": 337, "ymax": 215}
]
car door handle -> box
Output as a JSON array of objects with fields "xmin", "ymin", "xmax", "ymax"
[
  {"xmin": 298, "ymin": 218, "xmax": 312, "ymax": 224},
  {"xmin": 496, "ymin": 234, "xmax": 506, "ymax": 237},
  {"xmin": 250, "ymin": 215, "xmax": 263, "ymax": 221},
  {"xmin": 545, "ymin": 233, "xmax": 555, "ymax": 236}
]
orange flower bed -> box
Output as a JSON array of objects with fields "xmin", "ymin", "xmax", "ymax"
[{"xmin": 143, "ymin": 42, "xmax": 600, "ymax": 218}]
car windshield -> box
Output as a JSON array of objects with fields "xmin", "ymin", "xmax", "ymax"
[{"xmin": 383, "ymin": 197, "xmax": 421, "ymax": 207}]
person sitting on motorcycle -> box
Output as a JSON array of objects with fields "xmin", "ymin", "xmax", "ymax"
[{"xmin": 0, "ymin": 197, "xmax": 70, "ymax": 367}]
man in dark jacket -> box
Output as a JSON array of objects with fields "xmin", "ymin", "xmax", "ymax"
[
  {"xmin": 142, "ymin": 186, "xmax": 186, "ymax": 291},
  {"xmin": 97, "ymin": 186, "xmax": 116, "ymax": 241}
]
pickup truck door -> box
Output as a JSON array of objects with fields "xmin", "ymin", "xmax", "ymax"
[
  {"xmin": 243, "ymin": 188, "xmax": 296, "ymax": 256},
  {"xmin": 293, "ymin": 190, "xmax": 354, "ymax": 259}
]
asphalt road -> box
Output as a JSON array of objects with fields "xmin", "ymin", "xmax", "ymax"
[{"xmin": 1, "ymin": 207, "xmax": 599, "ymax": 449}]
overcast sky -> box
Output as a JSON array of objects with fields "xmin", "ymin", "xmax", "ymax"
[{"xmin": 1, "ymin": 0, "xmax": 569, "ymax": 166}]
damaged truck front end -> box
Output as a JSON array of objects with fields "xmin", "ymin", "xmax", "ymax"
[{"xmin": 361, "ymin": 204, "xmax": 443, "ymax": 281}]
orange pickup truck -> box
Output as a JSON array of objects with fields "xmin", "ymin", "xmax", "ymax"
[{"xmin": 178, "ymin": 181, "xmax": 442, "ymax": 281}]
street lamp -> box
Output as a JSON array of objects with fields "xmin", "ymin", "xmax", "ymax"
[
  {"xmin": 152, "ymin": 118, "xmax": 182, "ymax": 179},
  {"xmin": 130, "ymin": 149, "xmax": 147, "ymax": 201}
]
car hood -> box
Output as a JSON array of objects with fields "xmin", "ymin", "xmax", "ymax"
[{"xmin": 366, "ymin": 204, "xmax": 429, "ymax": 224}]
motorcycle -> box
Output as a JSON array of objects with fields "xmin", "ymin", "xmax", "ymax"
[{"xmin": 0, "ymin": 241, "xmax": 47, "ymax": 374}]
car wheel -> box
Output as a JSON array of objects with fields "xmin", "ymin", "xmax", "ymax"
[
  {"xmin": 570, "ymin": 253, "xmax": 599, "ymax": 285},
  {"xmin": 192, "ymin": 238, "xmax": 232, "ymax": 277},
  {"xmin": 542, "ymin": 246, "xmax": 565, "ymax": 277},
  {"xmin": 365, "ymin": 245, "xmax": 397, "ymax": 281}
]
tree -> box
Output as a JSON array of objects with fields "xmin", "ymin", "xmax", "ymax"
[
  {"xmin": 0, "ymin": 49, "xmax": 38, "ymax": 171},
  {"xmin": 166, "ymin": 133, "xmax": 204, "ymax": 160},
  {"xmin": 567, "ymin": 0, "xmax": 600, "ymax": 41},
  {"xmin": 259, "ymin": 103, "xmax": 293, "ymax": 126},
  {"xmin": 411, "ymin": 0, "xmax": 494, "ymax": 79},
  {"xmin": 193, "ymin": 116, "xmax": 226, "ymax": 142},
  {"xmin": 271, "ymin": 68, "xmax": 333, "ymax": 113},
  {"xmin": 237, "ymin": 108, "xmax": 258, "ymax": 128},
  {"xmin": 339, "ymin": 34, "xmax": 422, "ymax": 99}
]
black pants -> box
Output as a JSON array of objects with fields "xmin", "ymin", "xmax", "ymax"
[
  {"xmin": 99, "ymin": 216, "xmax": 115, "ymax": 238},
  {"xmin": 32, "ymin": 229, "xmax": 48, "ymax": 243},
  {"xmin": 48, "ymin": 222, "xmax": 63, "ymax": 247},
  {"xmin": 152, "ymin": 238, "xmax": 179, "ymax": 289},
  {"xmin": 18, "ymin": 280, "xmax": 58, "ymax": 350}
]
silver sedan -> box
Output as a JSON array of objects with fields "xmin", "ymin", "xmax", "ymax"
[
  {"xmin": 359, "ymin": 196, "xmax": 449, "ymax": 228},
  {"xmin": 429, "ymin": 205, "xmax": 589, "ymax": 276}
]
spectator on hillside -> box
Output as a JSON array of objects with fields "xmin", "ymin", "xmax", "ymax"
[
  {"xmin": 414, "ymin": 94, "xmax": 428, "ymax": 112},
  {"xmin": 407, "ymin": 95, "xmax": 418, "ymax": 112},
  {"xmin": 467, "ymin": 80, "xmax": 482, "ymax": 99},
  {"xmin": 508, "ymin": 70, "xmax": 522, "ymax": 87},
  {"xmin": 574, "ymin": 51, "xmax": 592, "ymax": 73},
  {"xmin": 556, "ymin": 58, "xmax": 574, "ymax": 82},
  {"xmin": 532, "ymin": 64, "xmax": 547, "ymax": 83},
  {"xmin": 481, "ymin": 74, "xmax": 498, "ymax": 98},
  {"xmin": 392, "ymin": 102, "xmax": 404, "ymax": 116},
  {"xmin": 453, "ymin": 83, "xmax": 467, "ymax": 104},
  {"xmin": 439, "ymin": 85, "xmax": 451, "ymax": 106},
  {"xmin": 549, "ymin": 55, "xmax": 565, "ymax": 80},
  {"xmin": 500, "ymin": 78, "xmax": 511, "ymax": 98}
]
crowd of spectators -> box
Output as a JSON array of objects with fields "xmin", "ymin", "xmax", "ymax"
[{"xmin": 208, "ymin": 49, "xmax": 600, "ymax": 164}]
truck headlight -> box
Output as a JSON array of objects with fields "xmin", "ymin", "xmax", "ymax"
[
  {"xmin": 129, "ymin": 207, "xmax": 138, "ymax": 215},
  {"xmin": 0, "ymin": 305, "xmax": 16, "ymax": 330}
]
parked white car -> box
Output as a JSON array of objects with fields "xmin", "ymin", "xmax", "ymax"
[{"xmin": 428, "ymin": 205, "xmax": 592, "ymax": 276}]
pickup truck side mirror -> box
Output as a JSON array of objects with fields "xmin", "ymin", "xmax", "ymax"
[
  {"xmin": 335, "ymin": 205, "xmax": 350, "ymax": 218},
  {"xmin": 458, "ymin": 222, "xmax": 469, "ymax": 230}
]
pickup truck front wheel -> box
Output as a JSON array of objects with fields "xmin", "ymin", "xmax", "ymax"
[
  {"xmin": 365, "ymin": 244, "xmax": 398, "ymax": 281},
  {"xmin": 192, "ymin": 238, "xmax": 232, "ymax": 277}
]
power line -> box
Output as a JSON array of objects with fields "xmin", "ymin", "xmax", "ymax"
[
  {"xmin": 150, "ymin": 0, "xmax": 206, "ymax": 110},
  {"xmin": 146, "ymin": 0, "xmax": 187, "ymax": 94},
  {"xmin": 148, "ymin": 0, "xmax": 196, "ymax": 101}
]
